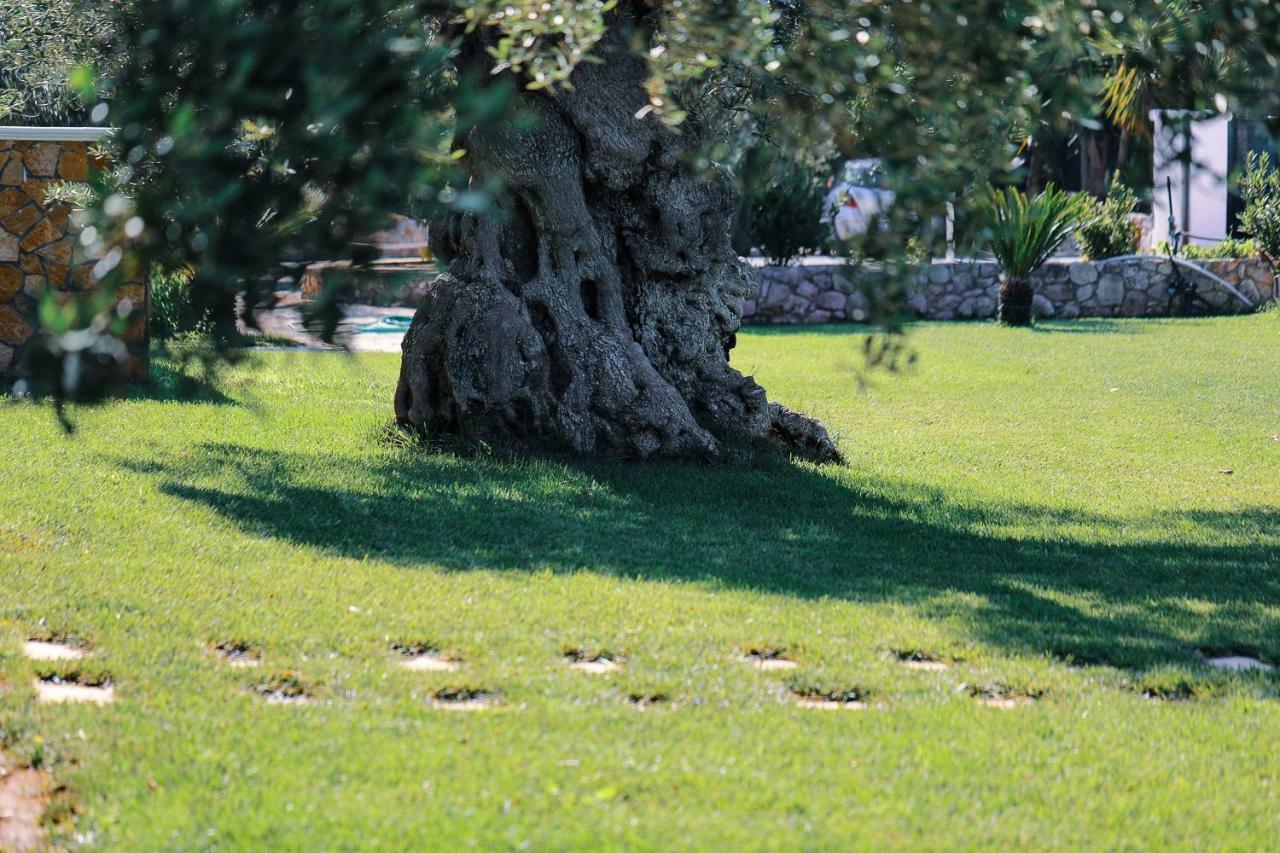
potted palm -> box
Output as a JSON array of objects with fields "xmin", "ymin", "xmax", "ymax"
[{"xmin": 981, "ymin": 185, "xmax": 1087, "ymax": 325}]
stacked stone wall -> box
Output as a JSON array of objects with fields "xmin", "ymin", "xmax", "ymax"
[
  {"xmin": 0, "ymin": 131, "xmax": 146, "ymax": 379},
  {"xmin": 744, "ymin": 257, "xmax": 1276, "ymax": 324}
]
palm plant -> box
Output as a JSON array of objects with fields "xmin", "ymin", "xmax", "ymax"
[{"xmin": 981, "ymin": 185, "xmax": 1088, "ymax": 326}]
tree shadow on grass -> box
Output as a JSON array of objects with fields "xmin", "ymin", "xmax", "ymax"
[
  {"xmin": 127, "ymin": 359, "xmax": 240, "ymax": 407},
  {"xmin": 118, "ymin": 442, "xmax": 1280, "ymax": 669}
]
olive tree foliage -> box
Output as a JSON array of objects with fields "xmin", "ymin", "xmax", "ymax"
[
  {"xmin": 0, "ymin": 0, "xmax": 113, "ymax": 124},
  {"xmin": 28, "ymin": 0, "xmax": 1280, "ymax": 456}
]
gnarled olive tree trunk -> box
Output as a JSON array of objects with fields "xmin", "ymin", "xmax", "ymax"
[{"xmin": 395, "ymin": 14, "xmax": 841, "ymax": 463}]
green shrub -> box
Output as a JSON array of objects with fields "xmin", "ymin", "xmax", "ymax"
[
  {"xmin": 1239, "ymin": 152, "xmax": 1280, "ymax": 268},
  {"xmin": 149, "ymin": 267, "xmax": 209, "ymax": 341},
  {"xmin": 733, "ymin": 149, "xmax": 831, "ymax": 265},
  {"xmin": 1152, "ymin": 238, "xmax": 1261, "ymax": 260},
  {"xmin": 1077, "ymin": 175, "xmax": 1141, "ymax": 260}
]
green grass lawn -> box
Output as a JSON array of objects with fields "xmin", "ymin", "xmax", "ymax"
[{"xmin": 2, "ymin": 316, "xmax": 1279, "ymax": 848}]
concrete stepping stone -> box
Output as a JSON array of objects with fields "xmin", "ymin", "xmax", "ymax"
[
  {"xmin": 394, "ymin": 643, "xmax": 462, "ymax": 672},
  {"xmin": 893, "ymin": 650, "xmax": 949, "ymax": 671},
  {"xmin": 22, "ymin": 640, "xmax": 84, "ymax": 661},
  {"xmin": 627, "ymin": 692, "xmax": 669, "ymax": 710},
  {"xmin": 564, "ymin": 650, "xmax": 621, "ymax": 673},
  {"xmin": 402, "ymin": 654, "xmax": 461, "ymax": 672},
  {"xmin": 744, "ymin": 648, "xmax": 799, "ymax": 671},
  {"xmin": 429, "ymin": 689, "xmax": 499, "ymax": 711},
  {"xmin": 253, "ymin": 674, "xmax": 312, "ymax": 705},
  {"xmin": 1140, "ymin": 683, "xmax": 1196, "ymax": 702},
  {"xmin": 963, "ymin": 683, "xmax": 1037, "ymax": 709},
  {"xmin": 214, "ymin": 642, "xmax": 261, "ymax": 668},
  {"xmin": 903, "ymin": 660, "xmax": 948, "ymax": 671},
  {"xmin": 33, "ymin": 676, "xmax": 113, "ymax": 705},
  {"xmin": 1206, "ymin": 655, "xmax": 1274, "ymax": 673},
  {"xmin": 790, "ymin": 688, "xmax": 867, "ymax": 710},
  {"xmin": 0, "ymin": 754, "xmax": 55, "ymax": 851}
]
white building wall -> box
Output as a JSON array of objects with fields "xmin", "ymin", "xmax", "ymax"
[{"xmin": 1151, "ymin": 111, "xmax": 1231, "ymax": 247}]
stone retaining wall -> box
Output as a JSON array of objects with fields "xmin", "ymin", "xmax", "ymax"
[
  {"xmin": 744, "ymin": 256, "xmax": 1276, "ymax": 324},
  {"xmin": 0, "ymin": 128, "xmax": 146, "ymax": 379}
]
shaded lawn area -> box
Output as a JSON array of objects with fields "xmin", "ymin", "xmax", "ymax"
[{"xmin": 1, "ymin": 316, "xmax": 1278, "ymax": 847}]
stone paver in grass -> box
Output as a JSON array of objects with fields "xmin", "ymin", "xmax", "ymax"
[
  {"xmin": 790, "ymin": 688, "xmax": 868, "ymax": 710},
  {"xmin": 1139, "ymin": 682, "xmax": 1198, "ymax": 703},
  {"xmin": 627, "ymin": 692, "xmax": 669, "ymax": 710},
  {"xmin": 0, "ymin": 753, "xmax": 55, "ymax": 852},
  {"xmin": 253, "ymin": 673, "xmax": 313, "ymax": 705},
  {"xmin": 963, "ymin": 683, "xmax": 1039, "ymax": 709},
  {"xmin": 394, "ymin": 643, "xmax": 462, "ymax": 672},
  {"xmin": 564, "ymin": 649, "xmax": 621, "ymax": 673},
  {"xmin": 743, "ymin": 647, "xmax": 799, "ymax": 671},
  {"xmin": 213, "ymin": 641, "xmax": 262, "ymax": 668},
  {"xmin": 892, "ymin": 649, "xmax": 950, "ymax": 671},
  {"xmin": 1205, "ymin": 655, "xmax": 1274, "ymax": 673},
  {"xmin": 33, "ymin": 675, "xmax": 114, "ymax": 705},
  {"xmin": 21, "ymin": 639, "xmax": 84, "ymax": 661},
  {"xmin": 428, "ymin": 688, "xmax": 500, "ymax": 711}
]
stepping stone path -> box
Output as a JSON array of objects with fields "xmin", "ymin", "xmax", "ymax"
[
  {"xmin": 744, "ymin": 648, "xmax": 799, "ymax": 671},
  {"xmin": 791, "ymin": 689, "xmax": 867, "ymax": 710},
  {"xmin": 21, "ymin": 640, "xmax": 84, "ymax": 661},
  {"xmin": 22, "ymin": 638, "xmax": 112, "ymax": 704},
  {"xmin": 394, "ymin": 644, "xmax": 462, "ymax": 672},
  {"xmin": 33, "ymin": 676, "xmax": 114, "ymax": 705},
  {"xmin": 0, "ymin": 754, "xmax": 54, "ymax": 852},
  {"xmin": 564, "ymin": 650, "xmax": 621, "ymax": 673},
  {"xmin": 1206, "ymin": 655, "xmax": 1274, "ymax": 673},
  {"xmin": 429, "ymin": 689, "xmax": 499, "ymax": 711}
]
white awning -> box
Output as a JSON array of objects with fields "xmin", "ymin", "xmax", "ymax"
[{"xmin": 0, "ymin": 126, "xmax": 113, "ymax": 142}]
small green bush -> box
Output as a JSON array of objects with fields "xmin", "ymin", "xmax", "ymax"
[
  {"xmin": 149, "ymin": 267, "xmax": 209, "ymax": 341},
  {"xmin": 1152, "ymin": 238, "xmax": 1261, "ymax": 260},
  {"xmin": 1239, "ymin": 152, "xmax": 1280, "ymax": 268},
  {"xmin": 733, "ymin": 149, "xmax": 831, "ymax": 265},
  {"xmin": 1077, "ymin": 175, "xmax": 1141, "ymax": 260}
]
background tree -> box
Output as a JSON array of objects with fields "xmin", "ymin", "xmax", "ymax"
[{"xmin": 0, "ymin": 0, "xmax": 113, "ymax": 124}]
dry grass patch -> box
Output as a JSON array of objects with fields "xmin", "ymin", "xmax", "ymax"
[{"xmin": 0, "ymin": 753, "xmax": 56, "ymax": 852}]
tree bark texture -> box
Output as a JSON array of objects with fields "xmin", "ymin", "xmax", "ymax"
[
  {"xmin": 998, "ymin": 275, "xmax": 1034, "ymax": 326},
  {"xmin": 395, "ymin": 13, "xmax": 841, "ymax": 463}
]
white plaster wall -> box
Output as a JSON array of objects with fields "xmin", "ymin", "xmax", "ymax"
[{"xmin": 1151, "ymin": 111, "xmax": 1231, "ymax": 247}]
